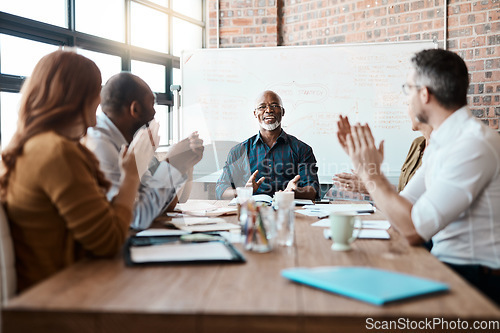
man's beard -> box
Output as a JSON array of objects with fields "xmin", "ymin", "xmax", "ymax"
[{"xmin": 260, "ymin": 121, "xmax": 281, "ymax": 131}]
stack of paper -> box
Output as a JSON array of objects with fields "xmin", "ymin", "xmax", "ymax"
[
  {"xmin": 297, "ymin": 204, "xmax": 375, "ymax": 218},
  {"xmin": 176, "ymin": 202, "xmax": 238, "ymax": 217},
  {"xmin": 323, "ymin": 228, "xmax": 390, "ymax": 240},
  {"xmin": 311, "ymin": 219, "xmax": 390, "ymax": 229},
  {"xmin": 135, "ymin": 229, "xmax": 190, "ymax": 237},
  {"xmin": 166, "ymin": 216, "xmax": 240, "ymax": 233},
  {"xmin": 315, "ymin": 219, "xmax": 391, "ymax": 240}
]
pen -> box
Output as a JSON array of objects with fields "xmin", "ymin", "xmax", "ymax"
[{"xmin": 145, "ymin": 122, "xmax": 156, "ymax": 149}]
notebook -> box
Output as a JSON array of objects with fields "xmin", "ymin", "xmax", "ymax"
[
  {"xmin": 281, "ymin": 266, "xmax": 449, "ymax": 305},
  {"xmin": 124, "ymin": 234, "xmax": 245, "ymax": 266}
]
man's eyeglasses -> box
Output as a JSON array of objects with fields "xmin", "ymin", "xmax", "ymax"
[
  {"xmin": 402, "ymin": 83, "xmax": 422, "ymax": 95},
  {"xmin": 255, "ymin": 104, "xmax": 282, "ymax": 112}
]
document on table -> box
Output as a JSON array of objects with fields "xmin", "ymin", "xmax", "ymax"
[
  {"xmin": 166, "ymin": 217, "xmax": 240, "ymax": 233},
  {"xmin": 176, "ymin": 202, "xmax": 238, "ymax": 217},
  {"xmin": 130, "ymin": 242, "xmax": 234, "ymax": 263},
  {"xmin": 125, "ymin": 235, "xmax": 246, "ymax": 265},
  {"xmin": 297, "ymin": 204, "xmax": 375, "ymax": 218},
  {"xmin": 135, "ymin": 229, "xmax": 190, "ymax": 237},
  {"xmin": 311, "ymin": 219, "xmax": 391, "ymax": 230},
  {"xmin": 323, "ymin": 228, "xmax": 390, "ymax": 240}
]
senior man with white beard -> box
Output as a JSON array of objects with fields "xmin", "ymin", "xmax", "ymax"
[{"xmin": 216, "ymin": 90, "xmax": 319, "ymax": 200}]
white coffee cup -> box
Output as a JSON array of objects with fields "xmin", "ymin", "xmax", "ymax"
[
  {"xmin": 329, "ymin": 212, "xmax": 360, "ymax": 251},
  {"xmin": 236, "ymin": 186, "xmax": 253, "ymax": 204}
]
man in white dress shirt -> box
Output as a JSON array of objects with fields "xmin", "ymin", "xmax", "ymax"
[
  {"xmin": 87, "ymin": 73, "xmax": 203, "ymax": 230},
  {"xmin": 337, "ymin": 49, "xmax": 500, "ymax": 305}
]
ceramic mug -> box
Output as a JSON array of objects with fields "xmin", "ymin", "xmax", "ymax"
[{"xmin": 329, "ymin": 212, "xmax": 360, "ymax": 251}]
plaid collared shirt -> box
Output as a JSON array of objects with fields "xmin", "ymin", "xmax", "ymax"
[{"xmin": 216, "ymin": 130, "xmax": 319, "ymax": 199}]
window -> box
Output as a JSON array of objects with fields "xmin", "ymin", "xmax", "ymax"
[
  {"xmin": 131, "ymin": 60, "xmax": 169, "ymax": 146},
  {"xmin": 130, "ymin": 2, "xmax": 169, "ymax": 53},
  {"xmin": 0, "ymin": 34, "xmax": 59, "ymax": 77},
  {"xmin": 75, "ymin": 0, "xmax": 125, "ymax": 42},
  {"xmin": 172, "ymin": 18, "xmax": 203, "ymax": 57},
  {"xmin": 77, "ymin": 49, "xmax": 122, "ymax": 85},
  {"xmin": 0, "ymin": 92, "xmax": 21, "ymax": 149},
  {"xmin": 0, "ymin": 1, "xmax": 205, "ymax": 149},
  {"xmin": 173, "ymin": 0, "xmax": 203, "ymax": 21},
  {"xmin": 0, "ymin": 0, "xmax": 66, "ymax": 27},
  {"xmin": 131, "ymin": 60, "xmax": 166, "ymax": 95}
]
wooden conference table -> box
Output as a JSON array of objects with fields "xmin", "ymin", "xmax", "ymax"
[{"xmin": 3, "ymin": 200, "xmax": 500, "ymax": 333}]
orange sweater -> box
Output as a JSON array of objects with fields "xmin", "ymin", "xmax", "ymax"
[{"xmin": 5, "ymin": 131, "xmax": 132, "ymax": 292}]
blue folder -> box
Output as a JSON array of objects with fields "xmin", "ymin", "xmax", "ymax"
[{"xmin": 281, "ymin": 266, "xmax": 449, "ymax": 306}]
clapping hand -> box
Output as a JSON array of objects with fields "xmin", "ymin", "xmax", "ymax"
[
  {"xmin": 344, "ymin": 123, "xmax": 384, "ymax": 183},
  {"xmin": 166, "ymin": 132, "xmax": 204, "ymax": 173},
  {"xmin": 332, "ymin": 171, "xmax": 368, "ymax": 194},
  {"xmin": 336, "ymin": 115, "xmax": 352, "ymax": 155}
]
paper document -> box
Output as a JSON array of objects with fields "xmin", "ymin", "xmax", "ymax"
[
  {"xmin": 305, "ymin": 203, "xmax": 374, "ymax": 213},
  {"xmin": 323, "ymin": 228, "xmax": 390, "ymax": 240},
  {"xmin": 298, "ymin": 204, "xmax": 375, "ymax": 218},
  {"xmin": 361, "ymin": 220, "xmax": 391, "ymax": 229},
  {"xmin": 172, "ymin": 222, "xmax": 240, "ymax": 233},
  {"xmin": 229, "ymin": 194, "xmax": 273, "ymax": 206},
  {"xmin": 294, "ymin": 199, "xmax": 315, "ymax": 206},
  {"xmin": 130, "ymin": 242, "xmax": 234, "ymax": 263},
  {"xmin": 296, "ymin": 210, "xmax": 329, "ymax": 218},
  {"xmin": 176, "ymin": 202, "xmax": 237, "ymax": 217},
  {"xmin": 312, "ymin": 219, "xmax": 390, "ymax": 230},
  {"xmin": 135, "ymin": 229, "xmax": 190, "ymax": 237},
  {"xmin": 170, "ymin": 217, "xmax": 226, "ymax": 226}
]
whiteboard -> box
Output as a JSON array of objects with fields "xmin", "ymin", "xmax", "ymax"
[{"xmin": 181, "ymin": 41, "xmax": 435, "ymax": 183}]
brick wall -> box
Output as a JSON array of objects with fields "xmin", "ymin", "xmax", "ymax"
[{"xmin": 206, "ymin": 0, "xmax": 499, "ymax": 130}]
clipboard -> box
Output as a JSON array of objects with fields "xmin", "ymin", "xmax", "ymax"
[{"xmin": 124, "ymin": 233, "xmax": 245, "ymax": 266}]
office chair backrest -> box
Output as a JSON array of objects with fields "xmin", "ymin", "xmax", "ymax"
[{"xmin": 0, "ymin": 203, "xmax": 16, "ymax": 304}]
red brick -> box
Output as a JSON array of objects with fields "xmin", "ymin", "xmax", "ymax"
[
  {"xmin": 472, "ymin": 71, "xmax": 500, "ymax": 82},
  {"xmin": 467, "ymin": 60, "xmax": 485, "ymax": 71},
  {"xmin": 346, "ymin": 32, "xmax": 366, "ymax": 42},
  {"xmin": 451, "ymin": 3, "xmax": 472, "ymax": 15},
  {"xmin": 489, "ymin": 119, "xmax": 499, "ymax": 130},
  {"xmin": 266, "ymin": 25, "xmax": 277, "ymax": 34},
  {"xmin": 232, "ymin": 18, "xmax": 254, "ymax": 26},
  {"xmin": 447, "ymin": 16, "xmax": 460, "ymax": 26},
  {"xmin": 489, "ymin": 8, "xmax": 500, "ymax": 21},
  {"xmin": 474, "ymin": 24, "xmax": 493, "ymax": 35},
  {"xmin": 474, "ymin": 0, "xmax": 496, "ymax": 11},
  {"xmin": 400, "ymin": 12, "xmax": 421, "ymax": 23},
  {"xmin": 488, "ymin": 102, "xmax": 497, "ymax": 117},
  {"xmin": 433, "ymin": 18, "xmax": 445, "ymax": 29},
  {"xmin": 448, "ymin": 27, "xmax": 473, "ymax": 38},
  {"xmin": 220, "ymin": 27, "xmax": 243, "ymax": 35},
  {"xmin": 460, "ymin": 37, "xmax": 486, "ymax": 49},
  {"xmin": 410, "ymin": 21, "xmax": 433, "ymax": 33},
  {"xmin": 461, "ymin": 12, "xmax": 488, "ymax": 25},
  {"xmin": 242, "ymin": 27, "xmax": 258, "ymax": 34}
]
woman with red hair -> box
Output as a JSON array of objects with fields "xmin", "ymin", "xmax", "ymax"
[{"xmin": 0, "ymin": 50, "xmax": 141, "ymax": 292}]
